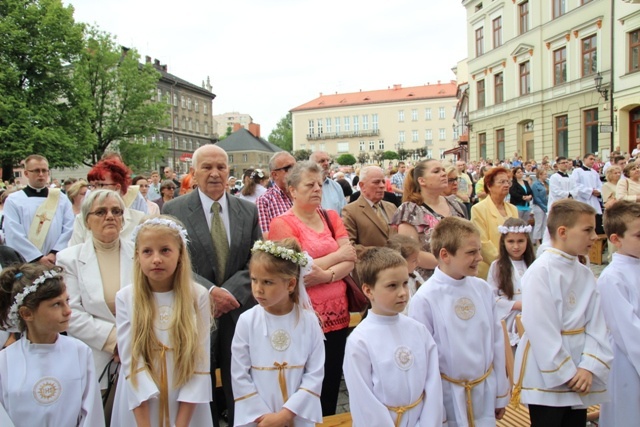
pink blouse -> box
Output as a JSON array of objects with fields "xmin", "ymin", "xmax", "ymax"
[{"xmin": 269, "ymin": 209, "xmax": 350, "ymax": 333}]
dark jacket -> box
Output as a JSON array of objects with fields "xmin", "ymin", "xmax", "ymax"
[{"xmin": 509, "ymin": 179, "xmax": 533, "ymax": 208}]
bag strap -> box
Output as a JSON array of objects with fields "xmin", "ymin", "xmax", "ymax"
[{"xmin": 320, "ymin": 209, "xmax": 336, "ymax": 240}]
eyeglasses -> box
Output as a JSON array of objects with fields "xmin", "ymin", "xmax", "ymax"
[
  {"xmin": 447, "ymin": 178, "xmax": 458, "ymax": 183},
  {"xmin": 273, "ymin": 164, "xmax": 295, "ymax": 173},
  {"xmin": 88, "ymin": 207, "xmax": 124, "ymax": 218},
  {"xmin": 94, "ymin": 182, "xmax": 117, "ymax": 188},
  {"xmin": 496, "ymin": 180, "xmax": 511, "ymax": 186},
  {"xmin": 27, "ymin": 169, "xmax": 49, "ymax": 175},
  {"xmin": 138, "ymin": 184, "xmax": 149, "ymax": 188}
]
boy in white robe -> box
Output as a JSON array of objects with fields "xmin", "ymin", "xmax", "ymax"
[
  {"xmin": 513, "ymin": 199, "xmax": 612, "ymax": 427},
  {"xmin": 409, "ymin": 217, "xmax": 509, "ymax": 427},
  {"xmin": 344, "ymin": 247, "xmax": 443, "ymax": 427},
  {"xmin": 597, "ymin": 201, "xmax": 640, "ymax": 427}
]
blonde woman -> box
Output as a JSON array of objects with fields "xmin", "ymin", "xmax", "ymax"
[
  {"xmin": 616, "ymin": 162, "xmax": 640, "ymax": 202},
  {"xmin": 602, "ymin": 165, "xmax": 622, "ymax": 209}
]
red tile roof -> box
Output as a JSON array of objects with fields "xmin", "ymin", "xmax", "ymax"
[{"xmin": 291, "ymin": 81, "xmax": 458, "ymax": 112}]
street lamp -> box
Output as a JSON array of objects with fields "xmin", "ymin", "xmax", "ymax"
[{"xmin": 594, "ymin": 72, "xmax": 609, "ymax": 101}]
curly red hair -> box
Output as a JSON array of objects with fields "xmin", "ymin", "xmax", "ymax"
[
  {"xmin": 87, "ymin": 158, "xmax": 132, "ymax": 194},
  {"xmin": 483, "ymin": 167, "xmax": 511, "ymax": 194}
]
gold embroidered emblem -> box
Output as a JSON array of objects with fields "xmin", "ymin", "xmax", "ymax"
[
  {"xmin": 566, "ymin": 290, "xmax": 577, "ymax": 310},
  {"xmin": 156, "ymin": 305, "xmax": 172, "ymax": 330},
  {"xmin": 454, "ymin": 297, "xmax": 476, "ymax": 320},
  {"xmin": 270, "ymin": 329, "xmax": 291, "ymax": 352},
  {"xmin": 394, "ymin": 346, "xmax": 414, "ymax": 370},
  {"xmin": 33, "ymin": 377, "xmax": 62, "ymax": 405}
]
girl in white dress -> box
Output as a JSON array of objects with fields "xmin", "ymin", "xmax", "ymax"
[
  {"xmin": 0, "ymin": 264, "xmax": 104, "ymax": 427},
  {"xmin": 110, "ymin": 217, "xmax": 212, "ymax": 427},
  {"xmin": 231, "ymin": 238, "xmax": 325, "ymax": 427},
  {"xmin": 487, "ymin": 218, "xmax": 535, "ymax": 348}
]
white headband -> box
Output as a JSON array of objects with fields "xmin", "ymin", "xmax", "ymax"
[
  {"xmin": 8, "ymin": 270, "xmax": 60, "ymax": 324},
  {"xmin": 131, "ymin": 217, "xmax": 189, "ymax": 245},
  {"xmin": 498, "ymin": 224, "xmax": 532, "ymax": 234}
]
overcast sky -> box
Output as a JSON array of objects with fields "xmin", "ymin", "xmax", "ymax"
[{"xmin": 65, "ymin": 0, "xmax": 468, "ymax": 139}]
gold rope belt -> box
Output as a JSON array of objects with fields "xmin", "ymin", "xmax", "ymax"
[
  {"xmin": 385, "ymin": 391, "xmax": 425, "ymax": 427},
  {"xmin": 158, "ymin": 344, "xmax": 172, "ymax": 427},
  {"xmin": 441, "ymin": 365, "xmax": 493, "ymax": 427},
  {"xmin": 251, "ymin": 362, "xmax": 305, "ymax": 403}
]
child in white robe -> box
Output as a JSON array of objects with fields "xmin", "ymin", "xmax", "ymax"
[
  {"xmin": 409, "ymin": 216, "xmax": 510, "ymax": 427},
  {"xmin": 513, "ymin": 199, "xmax": 612, "ymax": 427},
  {"xmin": 231, "ymin": 238, "xmax": 324, "ymax": 427},
  {"xmin": 111, "ymin": 217, "xmax": 213, "ymax": 427},
  {"xmin": 0, "ymin": 264, "xmax": 104, "ymax": 427},
  {"xmin": 597, "ymin": 201, "xmax": 640, "ymax": 427},
  {"xmin": 344, "ymin": 247, "xmax": 443, "ymax": 427},
  {"xmin": 487, "ymin": 218, "xmax": 535, "ymax": 348},
  {"xmin": 386, "ymin": 234, "xmax": 425, "ymax": 315}
]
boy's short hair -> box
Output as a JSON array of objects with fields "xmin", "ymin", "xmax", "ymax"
[
  {"xmin": 603, "ymin": 200, "xmax": 640, "ymax": 238},
  {"xmin": 547, "ymin": 199, "xmax": 596, "ymax": 238},
  {"xmin": 430, "ymin": 217, "xmax": 480, "ymax": 258},
  {"xmin": 357, "ymin": 247, "xmax": 407, "ymax": 288},
  {"xmin": 386, "ymin": 234, "xmax": 421, "ymax": 259}
]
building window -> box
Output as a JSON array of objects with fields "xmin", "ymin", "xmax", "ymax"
[
  {"xmin": 359, "ymin": 141, "xmax": 365, "ymax": 151},
  {"xmin": 479, "ymin": 133, "xmax": 487, "ymax": 160},
  {"xmin": 519, "ymin": 1, "xmax": 529, "ymax": 35},
  {"xmin": 362, "ymin": 115, "xmax": 368, "ymax": 130},
  {"xmin": 630, "ymin": 29, "xmax": 640, "ymax": 73},
  {"xmin": 173, "ymin": 116, "xmax": 178, "ymax": 128},
  {"xmin": 379, "ymin": 140, "xmax": 385, "ymax": 150},
  {"xmin": 203, "ymin": 103, "xmax": 208, "ymax": 115},
  {"xmin": 477, "ymin": 80, "xmax": 486, "ymax": 109},
  {"xmin": 335, "ymin": 117, "xmax": 341, "ymax": 133},
  {"xmin": 493, "ymin": 17, "xmax": 502, "ymax": 48},
  {"xmin": 157, "ymin": 89, "xmax": 162, "ymax": 102},
  {"xmin": 188, "ymin": 118, "xmax": 192, "ymax": 132},
  {"xmin": 369, "ymin": 140, "xmax": 375, "ymax": 151},
  {"xmin": 326, "ymin": 118, "xmax": 332, "ymax": 133},
  {"xmin": 181, "ymin": 96, "xmax": 185, "ymax": 108},
  {"xmin": 243, "ymin": 154, "xmax": 248, "ymax": 162},
  {"xmin": 425, "ymin": 129, "xmax": 432, "ymax": 144},
  {"xmin": 337, "ymin": 142, "xmax": 349, "ymax": 153},
  {"xmin": 319, "ymin": 143, "xmax": 325, "ymax": 152},
  {"xmin": 412, "ymin": 130, "xmax": 419, "ymax": 142},
  {"xmin": 372, "ymin": 114, "xmax": 378, "ymax": 130},
  {"xmin": 582, "ymin": 34, "xmax": 597, "ymax": 77},
  {"xmin": 496, "ymin": 129, "xmax": 505, "ymax": 160},
  {"xmin": 173, "ymin": 94, "xmax": 178, "ymax": 106},
  {"xmin": 308, "ymin": 120, "xmax": 314, "ymax": 135},
  {"xmin": 425, "ymin": 108, "xmax": 432, "ymax": 120},
  {"xmin": 353, "ymin": 116, "xmax": 359, "ymax": 132},
  {"xmin": 187, "ymin": 98, "xmax": 192, "ymax": 110},
  {"xmin": 204, "ymin": 122, "xmax": 209, "ymax": 135},
  {"xmin": 555, "ymin": 115, "xmax": 569, "ymax": 158},
  {"xmin": 317, "ymin": 119, "xmax": 323, "ymax": 134},
  {"xmin": 439, "ymin": 107, "xmax": 445, "ymax": 119},
  {"xmin": 411, "ymin": 109, "xmax": 418, "ymax": 121},
  {"xmin": 495, "ymin": 73, "xmax": 504, "ymax": 104},
  {"xmin": 182, "ymin": 117, "xmax": 186, "ymax": 131},
  {"xmin": 554, "ymin": 47, "xmax": 567, "ymax": 85},
  {"xmin": 195, "ymin": 100, "xmax": 199, "ymax": 112},
  {"xmin": 553, "ymin": 0, "xmax": 566, "ymax": 19},
  {"xmin": 439, "ymin": 149, "xmax": 446, "ymax": 159},
  {"xmin": 439, "ymin": 128, "xmax": 446, "ymax": 140},
  {"xmin": 195, "ymin": 120, "xmax": 200, "ymax": 133},
  {"xmin": 344, "ymin": 116, "xmax": 350, "ymax": 132},
  {"xmin": 399, "ymin": 131, "xmax": 405, "ymax": 143},
  {"xmin": 585, "ymin": 109, "xmax": 598, "ymax": 154},
  {"xmin": 520, "ymin": 61, "xmax": 531, "ymax": 95},
  {"xmin": 475, "ymin": 27, "xmax": 484, "ymax": 56},
  {"xmin": 398, "ymin": 110, "xmax": 405, "ymax": 122}
]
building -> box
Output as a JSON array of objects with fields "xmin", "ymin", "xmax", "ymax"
[
  {"xmin": 213, "ymin": 112, "xmax": 254, "ymax": 138},
  {"xmin": 289, "ymin": 82, "xmax": 459, "ymax": 163},
  {"xmin": 216, "ymin": 124, "xmax": 283, "ymax": 177},
  {"xmin": 461, "ymin": 0, "xmax": 613, "ymax": 162}
]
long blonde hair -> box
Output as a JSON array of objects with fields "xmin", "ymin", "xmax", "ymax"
[{"xmin": 130, "ymin": 217, "xmax": 205, "ymax": 388}]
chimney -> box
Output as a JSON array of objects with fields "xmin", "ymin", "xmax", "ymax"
[
  {"xmin": 162, "ymin": 64, "xmax": 167, "ymax": 72},
  {"xmin": 233, "ymin": 123, "xmax": 242, "ymax": 133},
  {"xmin": 248, "ymin": 123, "xmax": 261, "ymax": 138},
  {"xmin": 145, "ymin": 55, "xmax": 151, "ymax": 63},
  {"xmin": 393, "ymin": 84, "xmax": 402, "ymax": 90}
]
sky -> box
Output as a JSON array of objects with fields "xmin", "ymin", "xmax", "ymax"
[{"xmin": 65, "ymin": 0, "xmax": 468, "ymax": 139}]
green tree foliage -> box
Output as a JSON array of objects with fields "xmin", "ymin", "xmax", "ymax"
[
  {"xmin": 73, "ymin": 26, "xmax": 168, "ymax": 166},
  {"xmin": 336, "ymin": 154, "xmax": 356, "ymax": 166},
  {"xmin": 357, "ymin": 152, "xmax": 370, "ymax": 165},
  {"xmin": 292, "ymin": 149, "xmax": 312, "ymax": 162},
  {"xmin": 117, "ymin": 137, "xmax": 169, "ymax": 174},
  {"xmin": 268, "ymin": 113, "xmax": 293, "ymax": 152},
  {"xmin": 383, "ymin": 150, "xmax": 399, "ymax": 160},
  {"xmin": 0, "ymin": 0, "xmax": 89, "ymax": 181}
]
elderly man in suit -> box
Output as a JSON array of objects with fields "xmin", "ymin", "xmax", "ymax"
[
  {"xmin": 163, "ymin": 144, "xmax": 261, "ymax": 427},
  {"xmin": 342, "ymin": 165, "xmax": 397, "ymax": 263}
]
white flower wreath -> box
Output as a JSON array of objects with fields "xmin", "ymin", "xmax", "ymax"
[
  {"xmin": 131, "ymin": 217, "xmax": 189, "ymax": 245},
  {"xmin": 251, "ymin": 240, "xmax": 309, "ymax": 267},
  {"xmin": 497, "ymin": 224, "xmax": 532, "ymax": 234},
  {"xmin": 8, "ymin": 270, "xmax": 60, "ymax": 324}
]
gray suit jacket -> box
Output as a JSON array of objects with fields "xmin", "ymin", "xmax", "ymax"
[{"xmin": 163, "ymin": 191, "xmax": 261, "ymax": 322}]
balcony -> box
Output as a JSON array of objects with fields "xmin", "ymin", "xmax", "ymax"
[{"xmin": 307, "ymin": 129, "xmax": 380, "ymax": 140}]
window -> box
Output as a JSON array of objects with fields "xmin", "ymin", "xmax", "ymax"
[
  {"xmin": 308, "ymin": 120, "xmax": 314, "ymax": 135},
  {"xmin": 243, "ymin": 154, "xmax": 248, "ymax": 162},
  {"xmin": 412, "ymin": 130, "xmax": 419, "ymax": 142},
  {"xmin": 439, "ymin": 149, "xmax": 446, "ymax": 159},
  {"xmin": 203, "ymin": 103, "xmax": 208, "ymax": 115},
  {"xmin": 187, "ymin": 98, "xmax": 192, "ymax": 110},
  {"xmin": 453, "ymin": 126, "xmax": 459, "ymax": 140},
  {"xmin": 495, "ymin": 73, "xmax": 504, "ymax": 104},
  {"xmin": 157, "ymin": 89, "xmax": 162, "ymax": 102},
  {"xmin": 582, "ymin": 34, "xmax": 597, "ymax": 77},
  {"xmin": 477, "ymin": 80, "xmax": 486, "ymax": 109},
  {"xmin": 362, "ymin": 115, "xmax": 368, "ymax": 130},
  {"xmin": 181, "ymin": 96, "xmax": 185, "ymax": 108},
  {"xmin": 556, "ymin": 115, "xmax": 569, "ymax": 158},
  {"xmin": 344, "ymin": 116, "xmax": 350, "ymax": 132},
  {"xmin": 630, "ymin": 29, "xmax": 640, "ymax": 73},
  {"xmin": 425, "ymin": 129, "xmax": 432, "ymax": 144},
  {"xmin": 195, "ymin": 100, "xmax": 199, "ymax": 112},
  {"xmin": 520, "ymin": 61, "xmax": 531, "ymax": 95},
  {"xmin": 317, "ymin": 119, "xmax": 323, "ymax": 134},
  {"xmin": 372, "ymin": 114, "xmax": 378, "ymax": 130},
  {"xmin": 554, "ymin": 47, "xmax": 567, "ymax": 85},
  {"xmin": 519, "ymin": 1, "xmax": 529, "ymax": 35},
  {"xmin": 398, "ymin": 131, "xmax": 406, "ymax": 143},
  {"xmin": 326, "ymin": 118, "xmax": 332, "ymax": 133},
  {"xmin": 319, "ymin": 143, "xmax": 325, "ymax": 152},
  {"xmin": 369, "ymin": 141, "xmax": 375, "ymax": 151},
  {"xmin": 493, "ymin": 17, "xmax": 502, "ymax": 48},
  {"xmin": 425, "ymin": 108, "xmax": 432, "ymax": 120},
  {"xmin": 411, "ymin": 109, "xmax": 418, "ymax": 121},
  {"xmin": 204, "ymin": 122, "xmax": 209, "ymax": 135},
  {"xmin": 553, "ymin": 0, "xmax": 566, "ymax": 19},
  {"xmin": 173, "ymin": 116, "xmax": 178, "ymax": 128},
  {"xmin": 379, "ymin": 140, "xmax": 385, "ymax": 150},
  {"xmin": 426, "ymin": 149, "xmax": 433, "ymax": 159},
  {"xmin": 188, "ymin": 118, "xmax": 192, "ymax": 132},
  {"xmin": 195, "ymin": 120, "xmax": 200, "ymax": 133},
  {"xmin": 182, "ymin": 117, "xmax": 186, "ymax": 131},
  {"xmin": 337, "ymin": 142, "xmax": 349, "ymax": 153},
  {"xmin": 335, "ymin": 117, "xmax": 341, "ymax": 133},
  {"xmin": 439, "ymin": 107, "xmax": 445, "ymax": 119},
  {"xmin": 496, "ymin": 129, "xmax": 505, "ymax": 160},
  {"xmin": 398, "ymin": 110, "xmax": 405, "ymax": 122},
  {"xmin": 173, "ymin": 94, "xmax": 178, "ymax": 106},
  {"xmin": 439, "ymin": 129, "xmax": 446, "ymax": 140},
  {"xmin": 475, "ymin": 27, "xmax": 484, "ymax": 56},
  {"xmin": 353, "ymin": 116, "xmax": 359, "ymax": 132},
  {"xmin": 585, "ymin": 109, "xmax": 598, "ymax": 154},
  {"xmin": 479, "ymin": 133, "xmax": 487, "ymax": 160},
  {"xmin": 359, "ymin": 141, "xmax": 365, "ymax": 151}
]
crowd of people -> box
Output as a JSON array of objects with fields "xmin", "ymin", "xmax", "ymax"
[{"xmin": 0, "ymin": 146, "xmax": 637, "ymax": 427}]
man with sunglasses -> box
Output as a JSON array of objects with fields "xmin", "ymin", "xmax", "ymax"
[
  {"xmin": 3, "ymin": 154, "xmax": 74, "ymax": 267},
  {"xmin": 256, "ymin": 152, "xmax": 296, "ymax": 238}
]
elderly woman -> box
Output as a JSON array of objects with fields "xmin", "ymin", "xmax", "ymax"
[
  {"xmin": 616, "ymin": 162, "xmax": 640, "ymax": 202},
  {"xmin": 67, "ymin": 180, "xmax": 89, "ymax": 216},
  {"xmin": 132, "ymin": 175, "xmax": 160, "ymax": 216},
  {"xmin": 471, "ymin": 167, "xmax": 518, "ymax": 279},
  {"xmin": 56, "ymin": 190, "xmax": 134, "ymax": 394},
  {"xmin": 442, "ymin": 164, "xmax": 459, "ymax": 197},
  {"xmin": 390, "ymin": 159, "xmax": 467, "ymax": 279},
  {"xmin": 531, "ymin": 169, "xmax": 549, "ymax": 244},
  {"xmin": 602, "ymin": 165, "xmax": 622, "ymax": 209},
  {"xmin": 269, "ymin": 161, "xmax": 357, "ymax": 416},
  {"xmin": 237, "ymin": 168, "xmax": 268, "ymax": 203}
]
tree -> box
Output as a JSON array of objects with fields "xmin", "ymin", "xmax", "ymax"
[
  {"xmin": 336, "ymin": 154, "xmax": 356, "ymax": 166},
  {"xmin": 268, "ymin": 113, "xmax": 293, "ymax": 152},
  {"xmin": 72, "ymin": 26, "xmax": 168, "ymax": 166},
  {"xmin": 292, "ymin": 149, "xmax": 312, "ymax": 162},
  {"xmin": 0, "ymin": 0, "xmax": 89, "ymax": 181},
  {"xmin": 383, "ymin": 151, "xmax": 399, "ymax": 160},
  {"xmin": 357, "ymin": 152, "xmax": 370, "ymax": 165},
  {"xmin": 117, "ymin": 137, "xmax": 169, "ymax": 174}
]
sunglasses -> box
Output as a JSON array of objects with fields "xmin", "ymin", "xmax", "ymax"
[{"xmin": 273, "ymin": 164, "xmax": 294, "ymax": 173}]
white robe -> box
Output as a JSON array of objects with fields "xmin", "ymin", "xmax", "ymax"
[
  {"xmin": 409, "ymin": 268, "xmax": 509, "ymax": 427},
  {"xmin": 570, "ymin": 167, "xmax": 602, "ymax": 214},
  {"xmin": 231, "ymin": 305, "xmax": 324, "ymax": 427},
  {"xmin": 343, "ymin": 311, "xmax": 444, "ymax": 427},
  {"xmin": 111, "ymin": 284, "xmax": 212, "ymax": 427},
  {"xmin": 0, "ymin": 335, "xmax": 104, "ymax": 427},
  {"xmin": 547, "ymin": 172, "xmax": 572, "ymax": 211},
  {"xmin": 597, "ymin": 253, "xmax": 640, "ymax": 426},
  {"xmin": 513, "ymin": 248, "xmax": 612, "ymax": 408},
  {"xmin": 3, "ymin": 190, "xmax": 74, "ymax": 261},
  {"xmin": 487, "ymin": 259, "xmax": 525, "ymax": 347}
]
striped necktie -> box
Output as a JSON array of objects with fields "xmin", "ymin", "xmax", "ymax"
[{"xmin": 210, "ymin": 201, "xmax": 229, "ymax": 283}]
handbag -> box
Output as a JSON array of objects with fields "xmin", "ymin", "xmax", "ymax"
[
  {"xmin": 319, "ymin": 209, "xmax": 369, "ymax": 313},
  {"xmin": 99, "ymin": 358, "xmax": 120, "ymax": 408}
]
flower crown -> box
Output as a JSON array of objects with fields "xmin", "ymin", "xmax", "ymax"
[
  {"xmin": 252, "ymin": 240, "xmax": 309, "ymax": 267},
  {"xmin": 131, "ymin": 217, "xmax": 189, "ymax": 245},
  {"xmin": 498, "ymin": 224, "xmax": 532, "ymax": 234},
  {"xmin": 250, "ymin": 169, "xmax": 265, "ymax": 180},
  {"xmin": 8, "ymin": 270, "xmax": 60, "ymax": 324}
]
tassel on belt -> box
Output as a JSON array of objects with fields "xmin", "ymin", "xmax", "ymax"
[
  {"xmin": 441, "ymin": 365, "xmax": 493, "ymax": 427},
  {"xmin": 158, "ymin": 344, "xmax": 172, "ymax": 427},
  {"xmin": 251, "ymin": 362, "xmax": 305, "ymax": 403},
  {"xmin": 385, "ymin": 391, "xmax": 425, "ymax": 427}
]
